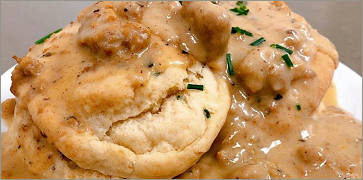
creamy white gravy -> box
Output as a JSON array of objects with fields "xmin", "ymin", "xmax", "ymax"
[
  {"xmin": 138, "ymin": 1, "xmax": 359, "ymax": 179},
  {"xmin": 178, "ymin": 95, "xmax": 362, "ymax": 179}
]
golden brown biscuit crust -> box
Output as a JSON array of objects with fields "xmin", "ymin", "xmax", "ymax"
[{"xmin": 8, "ymin": 3, "xmax": 231, "ymax": 177}]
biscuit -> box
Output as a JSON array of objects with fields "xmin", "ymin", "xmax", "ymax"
[
  {"xmin": 8, "ymin": 4, "xmax": 231, "ymax": 177},
  {"xmin": 1, "ymin": 102, "xmax": 108, "ymax": 179}
]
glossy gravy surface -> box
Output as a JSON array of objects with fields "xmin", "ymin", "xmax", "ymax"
[
  {"xmin": 169, "ymin": 1, "xmax": 360, "ymax": 179},
  {"xmin": 179, "ymin": 98, "xmax": 361, "ymax": 179}
]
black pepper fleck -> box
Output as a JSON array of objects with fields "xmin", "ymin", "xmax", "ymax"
[
  {"xmin": 65, "ymin": 115, "xmax": 77, "ymax": 121},
  {"xmin": 274, "ymin": 94, "xmax": 283, "ymax": 100},
  {"xmin": 40, "ymin": 131, "xmax": 47, "ymax": 138},
  {"xmin": 257, "ymin": 97, "xmax": 262, "ymax": 103},
  {"xmin": 60, "ymin": 153, "xmax": 67, "ymax": 160},
  {"xmin": 204, "ymin": 109, "xmax": 211, "ymax": 119},
  {"xmin": 42, "ymin": 52, "xmax": 52, "ymax": 57}
]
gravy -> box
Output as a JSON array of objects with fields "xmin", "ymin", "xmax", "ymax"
[
  {"xmin": 2, "ymin": 1, "xmax": 361, "ymax": 179},
  {"xmin": 174, "ymin": 1, "xmax": 361, "ymax": 179}
]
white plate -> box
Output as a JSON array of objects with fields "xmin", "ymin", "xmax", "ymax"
[{"xmin": 1, "ymin": 63, "xmax": 362, "ymax": 132}]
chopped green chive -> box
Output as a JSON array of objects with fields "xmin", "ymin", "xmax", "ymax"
[
  {"xmin": 230, "ymin": 1, "xmax": 249, "ymax": 16},
  {"xmin": 226, "ymin": 53, "xmax": 235, "ymax": 76},
  {"xmin": 35, "ymin": 28, "xmax": 62, "ymax": 44},
  {"xmin": 296, "ymin": 104, "xmax": 302, "ymax": 111},
  {"xmin": 187, "ymin": 84, "xmax": 204, "ymax": 91},
  {"xmin": 281, "ymin": 54, "xmax": 294, "ymax": 68},
  {"xmin": 231, "ymin": 27, "xmax": 253, "ymax": 37},
  {"xmin": 271, "ymin": 44, "xmax": 293, "ymax": 55},
  {"xmin": 204, "ymin": 109, "xmax": 211, "ymax": 118},
  {"xmin": 250, "ymin": 37, "xmax": 265, "ymax": 46}
]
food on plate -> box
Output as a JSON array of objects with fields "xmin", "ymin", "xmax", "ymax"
[
  {"xmin": 2, "ymin": 1, "xmax": 230, "ymax": 178},
  {"xmin": 1, "ymin": 1, "xmax": 361, "ymax": 179},
  {"xmin": 178, "ymin": 106, "xmax": 362, "ymax": 179},
  {"xmin": 1, "ymin": 103, "xmax": 109, "ymax": 179},
  {"xmin": 177, "ymin": 2, "xmax": 361, "ymax": 179}
]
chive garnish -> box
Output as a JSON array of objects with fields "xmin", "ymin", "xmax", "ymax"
[
  {"xmin": 231, "ymin": 27, "xmax": 253, "ymax": 37},
  {"xmin": 236, "ymin": 1, "xmax": 246, "ymax": 6},
  {"xmin": 281, "ymin": 54, "xmax": 294, "ymax": 68},
  {"xmin": 226, "ymin": 53, "xmax": 234, "ymax": 76},
  {"xmin": 271, "ymin": 44, "xmax": 293, "ymax": 55},
  {"xmin": 296, "ymin": 104, "xmax": 302, "ymax": 111},
  {"xmin": 230, "ymin": 1, "xmax": 249, "ymax": 16},
  {"xmin": 204, "ymin": 109, "xmax": 211, "ymax": 118},
  {"xmin": 187, "ymin": 84, "xmax": 204, "ymax": 91},
  {"xmin": 35, "ymin": 28, "xmax": 62, "ymax": 44},
  {"xmin": 250, "ymin": 37, "xmax": 265, "ymax": 46}
]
